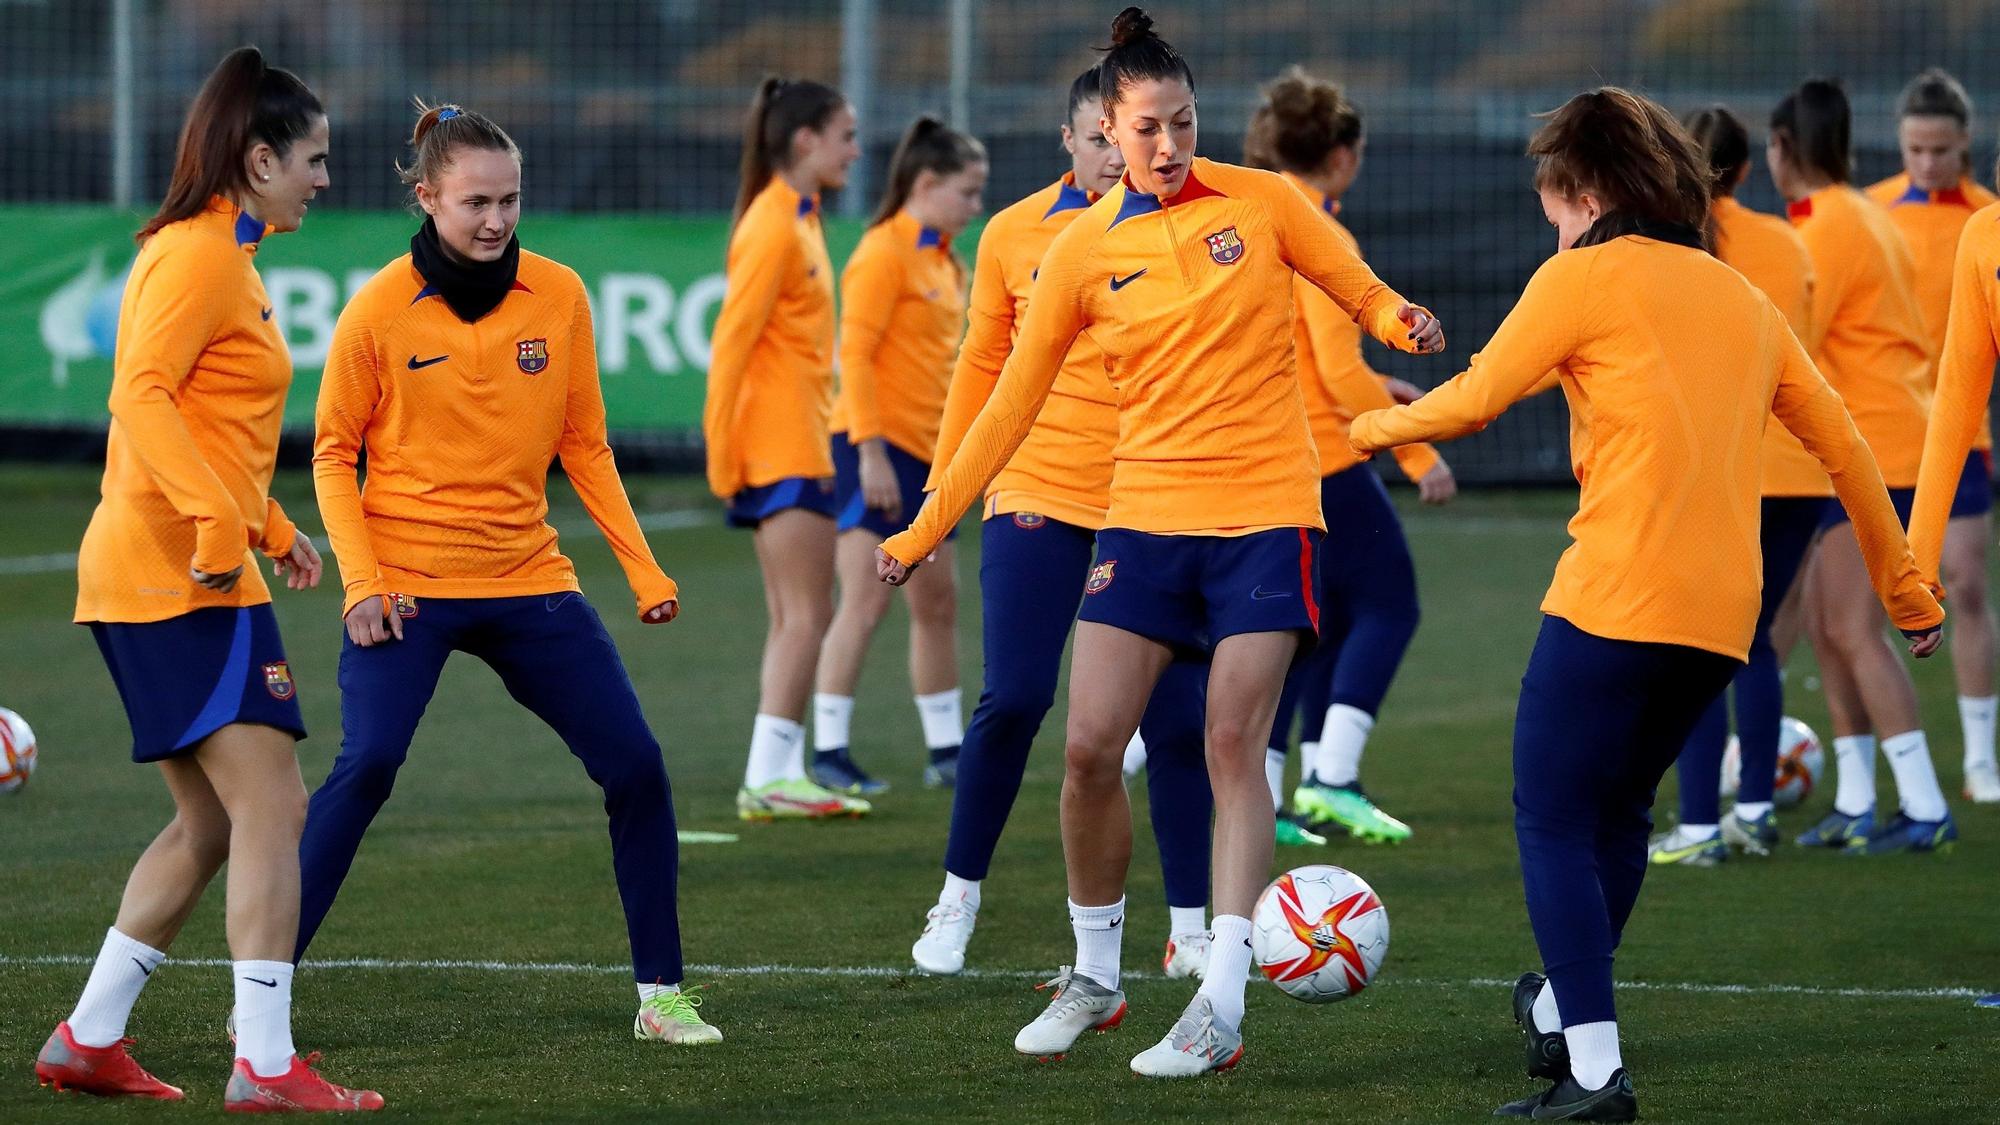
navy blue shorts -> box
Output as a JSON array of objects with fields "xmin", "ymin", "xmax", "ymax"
[
  {"xmin": 831, "ymin": 434, "xmax": 954, "ymax": 541},
  {"xmin": 726, "ymin": 476, "xmax": 837, "ymax": 529},
  {"xmin": 90, "ymin": 604, "xmax": 306, "ymax": 763},
  {"xmin": 1077, "ymin": 527, "xmax": 1322, "ymax": 656},
  {"xmin": 1820, "ymin": 486, "xmax": 1916, "ymax": 530},
  {"xmin": 1953, "ymin": 449, "xmax": 1993, "ymax": 518}
]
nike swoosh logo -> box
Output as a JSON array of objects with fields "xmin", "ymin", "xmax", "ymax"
[
  {"xmin": 260, "ymin": 307, "xmax": 273, "ymax": 321},
  {"xmin": 1249, "ymin": 587, "xmax": 1291, "ymax": 600},
  {"xmin": 244, "ymin": 976, "xmax": 278, "ymax": 988},
  {"xmin": 132, "ymin": 957, "xmax": 153, "ymax": 976},
  {"xmin": 407, "ymin": 354, "xmax": 449, "ymax": 370},
  {"xmin": 1109, "ymin": 269, "xmax": 1147, "ymax": 291}
]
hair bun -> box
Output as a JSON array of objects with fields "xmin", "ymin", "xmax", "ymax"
[{"xmin": 1110, "ymin": 6, "xmax": 1154, "ymax": 47}]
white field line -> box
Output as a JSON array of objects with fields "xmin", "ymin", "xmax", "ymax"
[{"xmin": 0, "ymin": 953, "xmax": 1981, "ymax": 1002}]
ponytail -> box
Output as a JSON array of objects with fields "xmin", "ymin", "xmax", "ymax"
[
  {"xmin": 1529, "ymin": 87, "xmax": 1711, "ymax": 248},
  {"xmin": 733, "ymin": 76, "xmax": 846, "ymax": 229},
  {"xmin": 1682, "ymin": 105, "xmax": 1750, "ymax": 196},
  {"xmin": 138, "ymin": 45, "xmax": 322, "ymax": 244},
  {"xmin": 1098, "ymin": 7, "xmax": 1196, "ymax": 120},
  {"xmin": 396, "ymin": 98, "xmax": 519, "ymax": 208},
  {"xmin": 870, "ymin": 115, "xmax": 986, "ymax": 228},
  {"xmin": 1770, "ymin": 78, "xmax": 1851, "ymax": 184}
]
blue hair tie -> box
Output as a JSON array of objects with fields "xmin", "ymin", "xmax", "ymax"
[{"xmin": 438, "ymin": 107, "xmax": 462, "ymax": 121}]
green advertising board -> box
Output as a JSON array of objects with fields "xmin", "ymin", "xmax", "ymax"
[{"xmin": 2, "ymin": 205, "xmax": 877, "ymax": 432}]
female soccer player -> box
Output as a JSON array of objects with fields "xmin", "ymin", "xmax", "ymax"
[
  {"xmin": 907, "ymin": 66, "xmax": 1215, "ymax": 982},
  {"xmin": 1769, "ymin": 79, "xmax": 1957, "ymax": 853},
  {"xmin": 1350, "ymin": 86, "xmax": 1941, "ymax": 1121},
  {"xmin": 1868, "ymin": 69, "xmax": 2000, "ymax": 804},
  {"xmin": 39, "ymin": 47, "xmax": 380, "ymax": 1112},
  {"xmin": 881, "ymin": 8, "xmax": 1445, "ymax": 1076},
  {"xmin": 1650, "ymin": 106, "xmax": 1831, "ymax": 867},
  {"xmin": 811, "ymin": 116, "xmax": 986, "ymax": 796},
  {"xmin": 301, "ymin": 102, "xmax": 720, "ymax": 1046},
  {"xmin": 1246, "ymin": 68, "xmax": 1457, "ymax": 848},
  {"xmin": 704, "ymin": 78, "xmax": 869, "ymax": 820}
]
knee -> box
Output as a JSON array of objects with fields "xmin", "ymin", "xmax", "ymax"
[
  {"xmin": 1063, "ymin": 738, "xmax": 1124, "ymax": 792},
  {"xmin": 331, "ymin": 744, "xmax": 408, "ymax": 807},
  {"xmin": 909, "ymin": 591, "xmax": 957, "ymax": 631},
  {"xmin": 598, "ymin": 743, "xmax": 672, "ymax": 806},
  {"xmin": 166, "ymin": 812, "xmax": 232, "ymax": 870},
  {"xmin": 983, "ymin": 678, "xmax": 1057, "ymax": 732}
]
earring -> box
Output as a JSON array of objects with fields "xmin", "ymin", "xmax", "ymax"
[{"xmin": 259, "ymin": 174, "xmax": 270, "ymax": 182}]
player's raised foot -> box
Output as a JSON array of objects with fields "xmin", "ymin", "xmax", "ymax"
[
  {"xmin": 223, "ymin": 1052, "xmax": 383, "ymax": 1113},
  {"xmin": 911, "ymin": 900, "xmax": 977, "ymax": 975},
  {"xmin": 923, "ymin": 746, "xmax": 960, "ymax": 789},
  {"xmin": 1129, "ymin": 993, "xmax": 1243, "ymax": 1078},
  {"xmin": 1646, "ymin": 825, "xmax": 1724, "ymax": 867},
  {"xmin": 1977, "ymin": 993, "xmax": 2000, "ymax": 1008},
  {"xmin": 1794, "ymin": 808, "xmax": 1872, "ymax": 848},
  {"xmin": 35, "ymin": 1023, "xmax": 184, "ymax": 1100},
  {"xmin": 1162, "ymin": 932, "xmax": 1211, "ymax": 980},
  {"xmin": 1849, "ymin": 810, "xmax": 1958, "ymax": 856},
  {"xmin": 1493, "ymin": 1068, "xmax": 1637, "ymax": 1121},
  {"xmin": 1295, "ymin": 781, "xmax": 1412, "ymax": 844},
  {"xmin": 736, "ymin": 778, "xmax": 871, "ymax": 821},
  {"xmin": 809, "ymin": 749, "xmax": 890, "ymax": 797},
  {"xmin": 635, "ymin": 987, "xmax": 723, "ymax": 1045},
  {"xmin": 1964, "ymin": 759, "xmax": 2000, "ymax": 803},
  {"xmin": 1721, "ymin": 809, "xmax": 1778, "ymax": 856},
  {"xmin": 1510, "ymin": 972, "xmax": 1569, "ymax": 1081},
  {"xmin": 1276, "ymin": 812, "xmax": 1328, "ymax": 847},
  {"xmin": 1013, "ymin": 966, "xmax": 1127, "ymax": 1060}
]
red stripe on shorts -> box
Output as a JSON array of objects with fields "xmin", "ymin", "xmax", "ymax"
[{"xmin": 1297, "ymin": 528, "xmax": 1320, "ymax": 634}]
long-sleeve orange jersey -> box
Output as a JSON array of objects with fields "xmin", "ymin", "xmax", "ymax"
[
  {"xmin": 885, "ymin": 158, "xmax": 1424, "ymax": 566},
  {"xmin": 1711, "ymin": 196, "xmax": 1831, "ymax": 498},
  {"xmin": 1282, "ymin": 174, "xmax": 1439, "ymax": 481},
  {"xmin": 926, "ymin": 173, "xmax": 1119, "ymax": 530},
  {"xmin": 76, "ymin": 197, "xmax": 299, "ymax": 624},
  {"xmin": 702, "ymin": 179, "xmax": 837, "ymax": 497},
  {"xmin": 830, "ymin": 210, "xmax": 967, "ymax": 459},
  {"xmin": 313, "ymin": 249, "xmax": 676, "ymax": 620},
  {"xmin": 1911, "ymin": 202, "xmax": 2000, "ymax": 578},
  {"xmin": 1349, "ymin": 236, "xmax": 1941, "ymax": 660},
  {"xmin": 1787, "ymin": 185, "xmax": 1934, "ymax": 486},
  {"xmin": 1866, "ymin": 172, "xmax": 1999, "ymax": 451}
]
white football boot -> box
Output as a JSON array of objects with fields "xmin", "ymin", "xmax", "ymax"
[
  {"xmin": 1964, "ymin": 759, "xmax": 2000, "ymax": 804},
  {"xmin": 1130, "ymin": 993, "xmax": 1244, "ymax": 1077},
  {"xmin": 1012, "ymin": 967, "xmax": 1127, "ymax": 1060},
  {"xmin": 911, "ymin": 900, "xmax": 977, "ymax": 975},
  {"xmin": 1161, "ymin": 932, "xmax": 1211, "ymax": 980}
]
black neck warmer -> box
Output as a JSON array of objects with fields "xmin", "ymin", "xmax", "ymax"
[
  {"xmin": 1570, "ymin": 212, "xmax": 1709, "ymax": 253},
  {"xmin": 410, "ymin": 217, "xmax": 521, "ymax": 322}
]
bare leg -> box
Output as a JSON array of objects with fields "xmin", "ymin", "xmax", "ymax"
[
  {"xmin": 1204, "ymin": 631, "xmax": 1301, "ymax": 919},
  {"xmin": 1944, "ymin": 514, "xmax": 1996, "ymax": 699},
  {"xmin": 194, "ymin": 723, "xmax": 309, "ymax": 961},
  {"xmin": 1813, "ymin": 525, "xmax": 1922, "ymax": 739},
  {"xmin": 904, "ymin": 541, "xmax": 960, "ymax": 697},
  {"xmin": 1061, "ymin": 623, "xmax": 1172, "ymax": 906},
  {"xmin": 815, "ymin": 530, "xmax": 894, "ymax": 699},
  {"xmin": 752, "ymin": 510, "xmax": 836, "ymax": 722},
  {"xmin": 109, "ymin": 757, "xmax": 234, "ymax": 950}
]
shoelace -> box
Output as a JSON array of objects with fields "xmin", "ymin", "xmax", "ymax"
[
  {"xmin": 1171, "ymin": 1010, "xmax": 1221, "ymax": 1058},
  {"xmin": 925, "ymin": 903, "xmax": 973, "ymax": 932},
  {"xmin": 1033, "ymin": 966, "xmax": 1095, "ymax": 1017},
  {"xmin": 643, "ymin": 985, "xmax": 710, "ymax": 1024}
]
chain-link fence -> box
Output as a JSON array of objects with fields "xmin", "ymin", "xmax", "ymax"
[{"xmin": 5, "ymin": 0, "xmax": 1995, "ymax": 479}]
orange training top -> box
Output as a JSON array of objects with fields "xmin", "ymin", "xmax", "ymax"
[
  {"xmin": 77, "ymin": 197, "xmax": 299, "ymax": 624},
  {"xmin": 1867, "ymin": 172, "xmax": 1998, "ymax": 450},
  {"xmin": 926, "ymin": 173, "xmax": 1118, "ymax": 530},
  {"xmin": 1911, "ymin": 201, "xmax": 2000, "ymax": 578},
  {"xmin": 830, "ymin": 209, "xmax": 967, "ymax": 459},
  {"xmin": 1711, "ymin": 195, "xmax": 1831, "ymax": 498},
  {"xmin": 1786, "ymin": 184, "xmax": 1933, "ymax": 487},
  {"xmin": 314, "ymin": 249, "xmax": 676, "ymax": 619},
  {"xmin": 1349, "ymin": 235, "xmax": 1941, "ymax": 659},
  {"xmin": 886, "ymin": 158, "xmax": 1424, "ymax": 564},
  {"xmin": 703, "ymin": 178, "xmax": 837, "ymax": 497}
]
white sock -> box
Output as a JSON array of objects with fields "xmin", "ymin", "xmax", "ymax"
[
  {"xmin": 1297, "ymin": 741, "xmax": 1320, "ymax": 784},
  {"xmin": 67, "ymin": 927, "xmax": 166, "ymax": 1048},
  {"xmin": 1197, "ymin": 914, "xmax": 1254, "ymax": 1029},
  {"xmin": 1563, "ymin": 1020, "xmax": 1623, "ymax": 1091},
  {"xmin": 744, "ymin": 713, "xmax": 806, "ymax": 788},
  {"xmin": 940, "ymin": 872, "xmax": 981, "ymax": 912},
  {"xmin": 1676, "ymin": 823, "xmax": 1718, "ymax": 841},
  {"xmin": 1733, "ymin": 801, "xmax": 1773, "ymax": 822},
  {"xmin": 1831, "ymin": 734, "xmax": 1878, "ymax": 816},
  {"xmin": 1958, "ymin": 695, "xmax": 1998, "ymax": 769},
  {"xmin": 1069, "ymin": 897, "xmax": 1125, "ymax": 990},
  {"xmin": 637, "ymin": 981, "xmax": 681, "ymax": 1003},
  {"xmin": 1531, "ymin": 978, "xmax": 1562, "ymax": 1034},
  {"xmin": 1168, "ymin": 905, "xmax": 1206, "ymax": 938},
  {"xmin": 915, "ymin": 689, "xmax": 963, "ymax": 750},
  {"xmin": 1314, "ymin": 704, "xmax": 1374, "ymax": 786},
  {"xmin": 232, "ymin": 960, "xmax": 296, "ymax": 1077},
  {"xmin": 1264, "ymin": 748, "xmax": 1286, "ymax": 811},
  {"xmin": 1882, "ymin": 729, "xmax": 1949, "ymax": 822},
  {"xmin": 812, "ymin": 693, "xmax": 853, "ymax": 752}
]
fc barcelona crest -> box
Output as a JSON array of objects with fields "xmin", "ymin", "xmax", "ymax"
[
  {"xmin": 1085, "ymin": 560, "xmax": 1116, "ymax": 595},
  {"xmin": 1204, "ymin": 226, "xmax": 1245, "ymax": 265},
  {"xmin": 516, "ymin": 338, "xmax": 549, "ymax": 375},
  {"xmin": 390, "ymin": 593, "xmax": 420, "ymax": 619},
  {"xmin": 1013, "ymin": 512, "xmax": 1047, "ymax": 530},
  {"xmin": 263, "ymin": 661, "xmax": 296, "ymax": 701}
]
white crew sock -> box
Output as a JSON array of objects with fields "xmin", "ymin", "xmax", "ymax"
[
  {"xmin": 1197, "ymin": 914, "xmax": 1254, "ymax": 1029},
  {"xmin": 1121, "ymin": 731, "xmax": 1148, "ymax": 777},
  {"xmin": 67, "ymin": 927, "xmax": 166, "ymax": 1047},
  {"xmin": 1959, "ymin": 695, "xmax": 1998, "ymax": 769},
  {"xmin": 1882, "ymin": 729, "xmax": 1949, "ymax": 822},
  {"xmin": 1563, "ymin": 1020, "xmax": 1623, "ymax": 1091},
  {"xmin": 1168, "ymin": 905, "xmax": 1206, "ymax": 938},
  {"xmin": 1831, "ymin": 734, "xmax": 1878, "ymax": 817},
  {"xmin": 1733, "ymin": 800, "xmax": 1773, "ymax": 822},
  {"xmin": 1676, "ymin": 823, "xmax": 1718, "ymax": 841},
  {"xmin": 940, "ymin": 872, "xmax": 982, "ymax": 912},
  {"xmin": 232, "ymin": 960, "xmax": 296, "ymax": 1077},
  {"xmin": 745, "ymin": 714, "xmax": 807, "ymax": 788},
  {"xmin": 1264, "ymin": 748, "xmax": 1286, "ymax": 811},
  {"xmin": 1531, "ymin": 978, "xmax": 1562, "ymax": 1034},
  {"xmin": 1069, "ymin": 898, "xmax": 1125, "ymax": 990},
  {"xmin": 812, "ymin": 693, "xmax": 854, "ymax": 752},
  {"xmin": 637, "ymin": 981, "xmax": 681, "ymax": 1003},
  {"xmin": 915, "ymin": 689, "xmax": 963, "ymax": 750},
  {"xmin": 1314, "ymin": 704, "xmax": 1374, "ymax": 787},
  {"xmin": 1297, "ymin": 741, "xmax": 1320, "ymax": 785}
]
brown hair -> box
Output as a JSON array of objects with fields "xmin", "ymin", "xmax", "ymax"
[
  {"xmin": 1770, "ymin": 79, "xmax": 1851, "ymax": 184},
  {"xmin": 1242, "ymin": 104, "xmax": 1277, "ymax": 170},
  {"xmin": 1098, "ymin": 8, "xmax": 1195, "ymax": 120},
  {"xmin": 138, "ymin": 46, "xmax": 322, "ymax": 244},
  {"xmin": 1683, "ymin": 105, "xmax": 1750, "ymax": 196},
  {"xmin": 1530, "ymin": 87, "xmax": 1711, "ymax": 246},
  {"xmin": 1256, "ymin": 66, "xmax": 1362, "ymax": 176},
  {"xmin": 396, "ymin": 100, "xmax": 519, "ymax": 208},
  {"xmin": 1898, "ymin": 67, "xmax": 1972, "ymax": 127},
  {"xmin": 733, "ymin": 76, "xmax": 847, "ymax": 227},
  {"xmin": 870, "ymin": 116, "xmax": 985, "ymax": 228}
]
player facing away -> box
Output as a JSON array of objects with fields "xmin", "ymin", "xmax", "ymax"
[
  {"xmin": 1768, "ymin": 80, "xmax": 1958, "ymax": 854},
  {"xmin": 1867, "ymin": 69, "xmax": 2000, "ymax": 804},
  {"xmin": 881, "ymin": 8, "xmax": 1445, "ymax": 1077},
  {"xmin": 39, "ymin": 47, "xmax": 382, "ymax": 1112},
  {"xmin": 703, "ymin": 78, "xmax": 871, "ymax": 820},
  {"xmin": 1652, "ymin": 107, "xmax": 1831, "ymax": 867},
  {"xmin": 907, "ymin": 65, "xmax": 1216, "ymax": 981},
  {"xmin": 300, "ymin": 102, "xmax": 720, "ymax": 1046},
  {"xmin": 1243, "ymin": 68, "xmax": 1458, "ymax": 849},
  {"xmin": 1350, "ymin": 88, "xmax": 1943, "ymax": 1121},
  {"xmin": 812, "ymin": 117, "xmax": 986, "ymax": 796}
]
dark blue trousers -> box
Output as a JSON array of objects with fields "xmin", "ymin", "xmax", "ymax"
[
  {"xmin": 1270, "ymin": 465, "xmax": 1421, "ymax": 750},
  {"xmin": 944, "ymin": 515, "xmax": 1212, "ymax": 909},
  {"xmin": 1514, "ymin": 615, "xmax": 1737, "ymax": 1026},
  {"xmin": 296, "ymin": 593, "xmax": 683, "ymax": 984}
]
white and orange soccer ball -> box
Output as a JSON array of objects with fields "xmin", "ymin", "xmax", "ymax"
[
  {"xmin": 1251, "ymin": 864, "xmax": 1390, "ymax": 1003},
  {"xmin": 0, "ymin": 707, "xmax": 37, "ymax": 794},
  {"xmin": 1718, "ymin": 715, "xmax": 1824, "ymax": 809}
]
